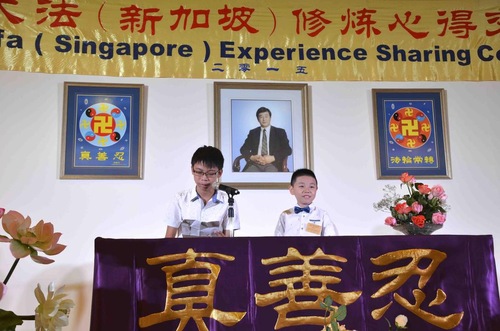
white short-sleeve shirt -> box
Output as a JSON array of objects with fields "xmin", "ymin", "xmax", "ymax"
[
  {"xmin": 274, "ymin": 205, "xmax": 338, "ymax": 236},
  {"xmin": 165, "ymin": 187, "xmax": 240, "ymax": 237}
]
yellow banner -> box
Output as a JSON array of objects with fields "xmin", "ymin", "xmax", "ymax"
[{"xmin": 1, "ymin": 1, "xmax": 499, "ymax": 81}]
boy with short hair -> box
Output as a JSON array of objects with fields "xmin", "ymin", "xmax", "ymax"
[
  {"xmin": 165, "ymin": 145, "xmax": 240, "ymax": 238},
  {"xmin": 274, "ymin": 168, "xmax": 337, "ymax": 236}
]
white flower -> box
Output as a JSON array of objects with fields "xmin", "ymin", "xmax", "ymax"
[
  {"xmin": 373, "ymin": 185, "xmax": 400, "ymax": 212},
  {"xmin": 34, "ymin": 282, "xmax": 75, "ymax": 331},
  {"xmin": 395, "ymin": 314, "xmax": 408, "ymax": 328}
]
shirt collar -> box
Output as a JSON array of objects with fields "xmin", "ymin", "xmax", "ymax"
[
  {"xmin": 295, "ymin": 204, "xmax": 316, "ymax": 211},
  {"xmin": 189, "ymin": 187, "xmax": 222, "ymax": 203},
  {"xmin": 213, "ymin": 189, "xmax": 226, "ymax": 203}
]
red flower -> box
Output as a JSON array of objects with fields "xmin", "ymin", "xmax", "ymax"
[
  {"xmin": 394, "ymin": 202, "xmax": 411, "ymax": 214},
  {"xmin": 417, "ymin": 184, "xmax": 431, "ymax": 194},
  {"xmin": 411, "ymin": 215, "xmax": 426, "ymax": 228},
  {"xmin": 400, "ymin": 173, "xmax": 415, "ymax": 184}
]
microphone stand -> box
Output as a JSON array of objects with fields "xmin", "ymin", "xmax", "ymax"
[
  {"xmin": 217, "ymin": 183, "xmax": 240, "ymax": 237},
  {"xmin": 227, "ymin": 192, "xmax": 235, "ymax": 238}
]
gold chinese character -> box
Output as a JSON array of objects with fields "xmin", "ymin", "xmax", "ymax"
[
  {"xmin": 79, "ymin": 150, "xmax": 91, "ymax": 160},
  {"xmin": 371, "ymin": 248, "xmax": 463, "ymax": 329},
  {"xmin": 113, "ymin": 152, "xmax": 125, "ymax": 161},
  {"xmin": 255, "ymin": 247, "xmax": 361, "ymax": 329},
  {"xmin": 96, "ymin": 151, "xmax": 108, "ymax": 161},
  {"xmin": 139, "ymin": 248, "xmax": 246, "ymax": 330}
]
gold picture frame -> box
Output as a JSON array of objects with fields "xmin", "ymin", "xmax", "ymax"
[
  {"xmin": 372, "ymin": 88, "xmax": 451, "ymax": 179},
  {"xmin": 214, "ymin": 82, "xmax": 312, "ymax": 189}
]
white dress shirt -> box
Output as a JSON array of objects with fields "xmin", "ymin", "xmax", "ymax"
[
  {"xmin": 274, "ymin": 204, "xmax": 338, "ymax": 236},
  {"xmin": 165, "ymin": 187, "xmax": 240, "ymax": 237}
]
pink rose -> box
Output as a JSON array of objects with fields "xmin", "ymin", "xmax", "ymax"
[
  {"xmin": 432, "ymin": 212, "xmax": 447, "ymax": 224},
  {"xmin": 411, "ymin": 202, "xmax": 423, "ymax": 213},
  {"xmin": 385, "ymin": 217, "xmax": 397, "ymax": 226},
  {"xmin": 439, "ymin": 193, "xmax": 447, "ymax": 202},
  {"xmin": 429, "ymin": 185, "xmax": 446, "ymax": 199}
]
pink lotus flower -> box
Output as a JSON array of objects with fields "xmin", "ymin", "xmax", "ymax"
[
  {"xmin": 432, "ymin": 212, "xmax": 447, "ymax": 225},
  {"xmin": 0, "ymin": 210, "xmax": 73, "ymax": 330},
  {"xmin": 0, "ymin": 283, "xmax": 6, "ymax": 301},
  {"xmin": 0, "ymin": 210, "xmax": 66, "ymax": 264}
]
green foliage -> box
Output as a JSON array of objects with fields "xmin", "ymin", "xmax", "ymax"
[
  {"xmin": 0, "ymin": 309, "xmax": 23, "ymax": 331},
  {"xmin": 320, "ymin": 295, "xmax": 347, "ymax": 331}
]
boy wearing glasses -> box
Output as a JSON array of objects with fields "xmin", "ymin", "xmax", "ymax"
[
  {"xmin": 274, "ymin": 168, "xmax": 338, "ymax": 236},
  {"xmin": 165, "ymin": 145, "xmax": 240, "ymax": 238}
]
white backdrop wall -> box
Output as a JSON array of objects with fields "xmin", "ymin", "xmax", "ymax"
[{"xmin": 0, "ymin": 71, "xmax": 499, "ymax": 331}]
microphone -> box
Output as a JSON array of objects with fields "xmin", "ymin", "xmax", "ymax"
[{"xmin": 217, "ymin": 183, "xmax": 240, "ymax": 196}]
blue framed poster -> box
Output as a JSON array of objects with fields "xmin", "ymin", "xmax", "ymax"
[
  {"xmin": 61, "ymin": 82, "xmax": 145, "ymax": 179},
  {"xmin": 372, "ymin": 89, "xmax": 451, "ymax": 179}
]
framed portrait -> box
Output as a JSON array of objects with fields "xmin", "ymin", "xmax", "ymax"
[
  {"xmin": 61, "ymin": 82, "xmax": 145, "ymax": 179},
  {"xmin": 372, "ymin": 88, "xmax": 451, "ymax": 179},
  {"xmin": 214, "ymin": 82, "xmax": 311, "ymax": 189}
]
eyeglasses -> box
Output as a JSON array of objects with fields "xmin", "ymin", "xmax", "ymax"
[{"xmin": 192, "ymin": 169, "xmax": 219, "ymax": 178}]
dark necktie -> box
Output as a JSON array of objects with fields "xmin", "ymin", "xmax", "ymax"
[
  {"xmin": 294, "ymin": 206, "xmax": 310, "ymax": 214},
  {"xmin": 261, "ymin": 129, "xmax": 268, "ymax": 155}
]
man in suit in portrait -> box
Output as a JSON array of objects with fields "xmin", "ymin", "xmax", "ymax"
[{"xmin": 239, "ymin": 107, "xmax": 292, "ymax": 172}]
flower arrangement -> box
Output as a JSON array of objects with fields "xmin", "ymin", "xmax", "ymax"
[
  {"xmin": 386, "ymin": 314, "xmax": 408, "ymax": 330},
  {"xmin": 320, "ymin": 296, "xmax": 406, "ymax": 330},
  {"xmin": 0, "ymin": 208, "xmax": 75, "ymax": 330},
  {"xmin": 374, "ymin": 173, "xmax": 448, "ymax": 229}
]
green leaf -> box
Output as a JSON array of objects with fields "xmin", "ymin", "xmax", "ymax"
[
  {"xmin": 323, "ymin": 295, "xmax": 333, "ymax": 306},
  {"xmin": 331, "ymin": 320, "xmax": 339, "ymax": 331},
  {"xmin": 335, "ymin": 305, "xmax": 347, "ymax": 321},
  {"xmin": 0, "ymin": 309, "xmax": 23, "ymax": 330}
]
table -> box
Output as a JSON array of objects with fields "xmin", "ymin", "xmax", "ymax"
[{"xmin": 90, "ymin": 235, "xmax": 500, "ymax": 331}]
